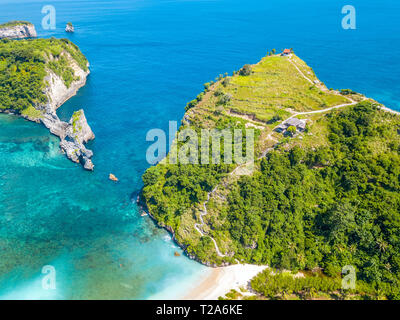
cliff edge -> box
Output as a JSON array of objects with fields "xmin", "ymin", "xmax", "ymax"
[{"xmin": 0, "ymin": 21, "xmax": 37, "ymax": 39}]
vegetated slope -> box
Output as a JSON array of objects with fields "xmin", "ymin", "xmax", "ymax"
[
  {"xmin": 0, "ymin": 21, "xmax": 33, "ymax": 28},
  {"xmin": 0, "ymin": 37, "xmax": 88, "ymax": 117},
  {"xmin": 222, "ymin": 103, "xmax": 400, "ymax": 298},
  {"xmin": 141, "ymin": 53, "xmax": 400, "ymax": 297}
]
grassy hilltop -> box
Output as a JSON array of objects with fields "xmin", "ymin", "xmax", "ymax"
[
  {"xmin": 0, "ymin": 21, "xmax": 33, "ymax": 28},
  {"xmin": 141, "ymin": 51, "xmax": 400, "ymax": 299}
]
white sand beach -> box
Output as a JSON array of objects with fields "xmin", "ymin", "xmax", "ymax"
[{"xmin": 182, "ymin": 264, "xmax": 267, "ymax": 300}]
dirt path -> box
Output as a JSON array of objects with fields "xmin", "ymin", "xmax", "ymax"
[
  {"xmin": 194, "ymin": 186, "xmax": 226, "ymax": 257},
  {"xmin": 288, "ymin": 57, "xmax": 315, "ymax": 86}
]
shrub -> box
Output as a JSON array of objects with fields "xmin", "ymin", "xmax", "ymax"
[
  {"xmin": 222, "ymin": 78, "xmax": 230, "ymax": 87},
  {"xmin": 340, "ymin": 89, "xmax": 356, "ymax": 95},
  {"xmin": 185, "ymin": 99, "xmax": 197, "ymax": 111},
  {"xmin": 214, "ymin": 88, "xmax": 224, "ymax": 97},
  {"xmin": 268, "ymin": 114, "xmax": 282, "ymax": 124},
  {"xmin": 218, "ymin": 93, "xmax": 233, "ymax": 105},
  {"xmin": 286, "ymin": 126, "xmax": 297, "ymax": 136},
  {"xmin": 239, "ymin": 64, "xmax": 252, "ymax": 76}
]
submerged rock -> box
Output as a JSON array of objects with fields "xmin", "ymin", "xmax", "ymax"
[
  {"xmin": 109, "ymin": 174, "xmax": 118, "ymax": 182},
  {"xmin": 0, "ymin": 21, "xmax": 37, "ymax": 39},
  {"xmin": 108, "ymin": 173, "xmax": 118, "ymax": 181}
]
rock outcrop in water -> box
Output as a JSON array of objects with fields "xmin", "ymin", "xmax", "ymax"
[
  {"xmin": 0, "ymin": 21, "xmax": 37, "ymax": 39},
  {"xmin": 43, "ymin": 109, "xmax": 95, "ymax": 170},
  {"xmin": 38, "ymin": 54, "xmax": 94, "ymax": 170},
  {"xmin": 65, "ymin": 22, "xmax": 74, "ymax": 33},
  {"xmin": 60, "ymin": 110, "xmax": 95, "ymax": 170}
]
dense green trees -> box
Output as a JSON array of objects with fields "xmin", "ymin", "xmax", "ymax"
[
  {"xmin": 221, "ymin": 102, "xmax": 400, "ymax": 298},
  {"xmin": 142, "ymin": 101, "xmax": 400, "ymax": 298},
  {"xmin": 251, "ymin": 270, "xmax": 342, "ymax": 299},
  {"xmin": 0, "ymin": 38, "xmax": 88, "ymax": 112}
]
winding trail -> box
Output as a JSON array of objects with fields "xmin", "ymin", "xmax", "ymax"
[
  {"xmin": 194, "ymin": 186, "xmax": 227, "ymax": 257},
  {"xmin": 288, "ymin": 57, "xmax": 315, "ymax": 86},
  {"xmin": 193, "ymin": 55, "xmax": 397, "ymax": 258}
]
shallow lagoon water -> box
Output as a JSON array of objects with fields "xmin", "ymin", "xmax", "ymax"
[{"xmin": 0, "ymin": 0, "xmax": 399, "ymax": 299}]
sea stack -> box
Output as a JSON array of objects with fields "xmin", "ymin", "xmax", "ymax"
[
  {"xmin": 0, "ymin": 21, "xmax": 37, "ymax": 39},
  {"xmin": 59, "ymin": 110, "xmax": 95, "ymax": 171},
  {"xmin": 65, "ymin": 22, "xmax": 74, "ymax": 33}
]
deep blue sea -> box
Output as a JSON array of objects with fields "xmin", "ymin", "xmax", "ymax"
[{"xmin": 0, "ymin": 0, "xmax": 399, "ymax": 299}]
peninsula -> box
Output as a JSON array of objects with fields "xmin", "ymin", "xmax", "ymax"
[
  {"xmin": 141, "ymin": 50, "xmax": 400, "ymax": 299},
  {"xmin": 0, "ymin": 30, "xmax": 95, "ymax": 170}
]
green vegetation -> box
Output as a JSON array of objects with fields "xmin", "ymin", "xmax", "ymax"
[
  {"xmin": 0, "ymin": 21, "xmax": 32, "ymax": 29},
  {"xmin": 72, "ymin": 110, "xmax": 83, "ymax": 133},
  {"xmin": 216, "ymin": 102, "xmax": 400, "ymax": 299},
  {"xmin": 286, "ymin": 125, "xmax": 296, "ymax": 136},
  {"xmin": 183, "ymin": 54, "xmax": 350, "ymax": 124},
  {"xmin": 141, "ymin": 53, "xmax": 400, "ymax": 299},
  {"xmin": 239, "ymin": 64, "xmax": 252, "ymax": 76},
  {"xmin": 20, "ymin": 105, "xmax": 43, "ymax": 119},
  {"xmin": 48, "ymin": 55, "xmax": 80, "ymax": 88},
  {"xmin": 221, "ymin": 268, "xmax": 392, "ymax": 300},
  {"xmin": 0, "ymin": 37, "xmax": 88, "ymax": 114},
  {"xmin": 340, "ymin": 89, "xmax": 357, "ymax": 95}
]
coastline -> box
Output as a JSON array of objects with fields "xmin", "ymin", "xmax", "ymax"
[
  {"xmin": 137, "ymin": 195, "xmax": 268, "ymax": 299},
  {"xmin": 182, "ymin": 264, "xmax": 267, "ymax": 300},
  {"xmin": 137, "ymin": 193, "xmax": 209, "ymax": 265}
]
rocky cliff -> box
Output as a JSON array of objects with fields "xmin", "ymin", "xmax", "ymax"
[
  {"xmin": 65, "ymin": 23, "xmax": 75, "ymax": 33},
  {"xmin": 59, "ymin": 110, "xmax": 95, "ymax": 170},
  {"xmin": 0, "ymin": 22, "xmax": 37, "ymax": 39},
  {"xmin": 0, "ymin": 37, "xmax": 95, "ymax": 170},
  {"xmin": 37, "ymin": 53, "xmax": 95, "ymax": 170}
]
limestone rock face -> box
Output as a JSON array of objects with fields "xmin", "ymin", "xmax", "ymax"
[
  {"xmin": 0, "ymin": 23, "xmax": 37, "ymax": 39},
  {"xmin": 68, "ymin": 110, "xmax": 95, "ymax": 144},
  {"xmin": 65, "ymin": 23, "xmax": 75, "ymax": 33},
  {"xmin": 39, "ymin": 52, "xmax": 94, "ymax": 170},
  {"xmin": 42, "ymin": 109, "xmax": 95, "ymax": 171},
  {"xmin": 30, "ymin": 50, "xmax": 93, "ymax": 170},
  {"xmin": 61, "ymin": 110, "xmax": 95, "ymax": 170},
  {"xmin": 44, "ymin": 52, "xmax": 90, "ymax": 113}
]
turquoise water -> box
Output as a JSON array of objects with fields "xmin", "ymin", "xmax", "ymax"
[{"xmin": 0, "ymin": 0, "xmax": 399, "ymax": 299}]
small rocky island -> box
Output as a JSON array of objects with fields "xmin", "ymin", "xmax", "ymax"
[
  {"xmin": 65, "ymin": 22, "xmax": 74, "ymax": 33},
  {"xmin": 0, "ymin": 23, "xmax": 95, "ymax": 170},
  {"xmin": 0, "ymin": 21, "xmax": 37, "ymax": 39}
]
